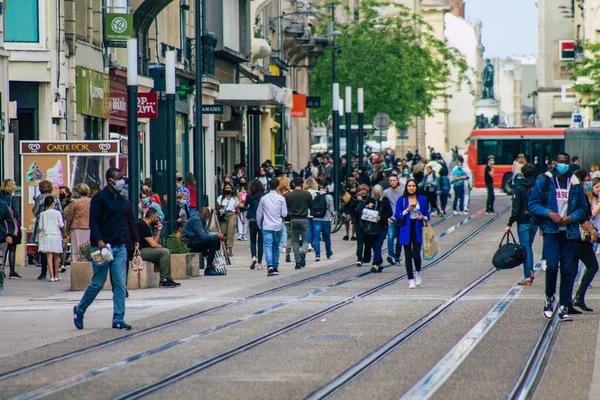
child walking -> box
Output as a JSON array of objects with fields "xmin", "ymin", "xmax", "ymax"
[{"xmin": 38, "ymin": 196, "xmax": 65, "ymax": 282}]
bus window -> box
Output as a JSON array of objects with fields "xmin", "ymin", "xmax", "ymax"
[{"xmin": 477, "ymin": 140, "xmax": 498, "ymax": 164}]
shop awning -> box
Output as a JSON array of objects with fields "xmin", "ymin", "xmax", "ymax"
[{"xmin": 217, "ymin": 84, "xmax": 292, "ymax": 107}]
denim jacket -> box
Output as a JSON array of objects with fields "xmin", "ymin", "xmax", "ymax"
[{"xmin": 528, "ymin": 169, "xmax": 588, "ymax": 239}]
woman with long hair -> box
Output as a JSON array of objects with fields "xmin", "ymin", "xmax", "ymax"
[
  {"xmin": 360, "ymin": 184, "xmax": 392, "ymax": 273},
  {"xmin": 185, "ymin": 173, "xmax": 197, "ymax": 214},
  {"xmin": 424, "ymin": 166, "xmax": 440, "ymax": 216},
  {"xmin": 237, "ymin": 176, "xmax": 249, "ymax": 241},
  {"xmin": 277, "ymin": 177, "xmax": 291, "ymax": 253},
  {"xmin": 303, "ymin": 177, "xmax": 318, "ymax": 252},
  {"xmin": 32, "ymin": 180, "xmax": 62, "ymax": 280},
  {"xmin": 571, "ymin": 170, "xmax": 599, "ymax": 313},
  {"xmin": 216, "ymin": 183, "xmax": 241, "ymax": 257},
  {"xmin": 246, "ymin": 179, "xmax": 265, "ymax": 269},
  {"xmin": 395, "ymin": 178, "xmax": 430, "ymax": 289},
  {"xmin": 64, "ymin": 184, "xmax": 92, "ymax": 262},
  {"xmin": 0, "ymin": 179, "xmax": 21, "ymax": 279},
  {"xmin": 512, "ymin": 153, "xmax": 527, "ymax": 174}
]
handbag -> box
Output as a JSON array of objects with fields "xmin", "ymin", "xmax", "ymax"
[
  {"xmin": 361, "ymin": 208, "xmax": 379, "ymax": 222},
  {"xmin": 131, "ymin": 249, "xmax": 145, "ymax": 271},
  {"xmin": 213, "ymin": 250, "xmax": 228, "ymax": 274},
  {"xmin": 361, "ymin": 201, "xmax": 381, "ymax": 236},
  {"xmin": 421, "ymin": 221, "xmax": 438, "ymax": 260},
  {"xmin": 580, "ymin": 220, "xmax": 595, "ymax": 242},
  {"xmin": 492, "ymin": 230, "xmax": 526, "ymax": 270}
]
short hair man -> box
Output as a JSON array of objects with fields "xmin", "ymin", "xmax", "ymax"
[
  {"xmin": 136, "ymin": 208, "xmax": 180, "ymax": 287},
  {"xmin": 485, "ymin": 155, "xmax": 495, "ymax": 214},
  {"xmin": 257, "ymin": 179, "xmax": 288, "ymax": 276}
]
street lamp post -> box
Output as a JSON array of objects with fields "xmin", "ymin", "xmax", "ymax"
[
  {"xmin": 127, "ymin": 39, "xmax": 140, "ymax": 218},
  {"xmin": 194, "ymin": 0, "xmax": 204, "ymax": 209},
  {"xmin": 332, "ymin": 83, "xmax": 340, "ymax": 211},
  {"xmin": 345, "ymin": 87, "xmax": 352, "ymax": 179},
  {"xmin": 165, "ymin": 51, "xmax": 176, "ymax": 233},
  {"xmin": 357, "ymin": 88, "xmax": 364, "ymax": 170}
]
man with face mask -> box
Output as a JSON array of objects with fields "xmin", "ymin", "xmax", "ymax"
[
  {"xmin": 181, "ymin": 207, "xmax": 228, "ymax": 275},
  {"xmin": 529, "ymin": 152, "xmax": 589, "ymax": 322},
  {"xmin": 384, "ymin": 175, "xmax": 403, "ymax": 265},
  {"xmin": 485, "ymin": 155, "xmax": 496, "ymax": 214},
  {"xmin": 73, "ymin": 168, "xmax": 138, "ymax": 331}
]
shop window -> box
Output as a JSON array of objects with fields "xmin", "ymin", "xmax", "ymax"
[{"xmin": 6, "ymin": 0, "xmax": 39, "ymax": 43}]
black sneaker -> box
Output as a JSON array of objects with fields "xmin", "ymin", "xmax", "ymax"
[
  {"xmin": 73, "ymin": 306, "xmax": 84, "ymax": 330},
  {"xmin": 356, "ymin": 261, "xmax": 362, "ymax": 267},
  {"xmin": 271, "ymin": 268, "xmax": 279, "ymax": 276},
  {"xmin": 37, "ymin": 274, "xmax": 47, "ymax": 280},
  {"xmin": 112, "ymin": 321, "xmax": 132, "ymax": 330},
  {"xmin": 267, "ymin": 265, "xmax": 275, "ymax": 276},
  {"xmin": 9, "ymin": 272, "xmax": 22, "ymax": 279},
  {"xmin": 543, "ymin": 296, "xmax": 555, "ymax": 319},
  {"xmin": 167, "ymin": 278, "xmax": 181, "ymax": 287},
  {"xmin": 386, "ymin": 256, "xmax": 397, "ymax": 266},
  {"xmin": 285, "ymin": 253, "xmax": 291, "ymax": 263},
  {"xmin": 567, "ymin": 305, "xmax": 582, "ymax": 315},
  {"xmin": 295, "ymin": 263, "xmax": 302, "ymax": 270},
  {"xmin": 300, "ymin": 254, "xmax": 306, "ymax": 268},
  {"xmin": 558, "ymin": 306, "xmax": 573, "ymax": 322},
  {"xmin": 351, "ymin": 236, "xmax": 357, "ymax": 241},
  {"xmin": 343, "ymin": 236, "xmax": 349, "ymax": 241},
  {"xmin": 159, "ymin": 279, "xmax": 178, "ymax": 288},
  {"xmin": 59, "ymin": 265, "xmax": 67, "ymax": 273},
  {"xmin": 204, "ymin": 268, "xmax": 226, "ymax": 276}
]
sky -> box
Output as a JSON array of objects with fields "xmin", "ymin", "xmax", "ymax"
[{"xmin": 465, "ymin": 0, "xmax": 538, "ymax": 58}]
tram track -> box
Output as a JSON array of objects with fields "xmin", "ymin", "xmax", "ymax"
[
  {"xmin": 107, "ymin": 208, "xmax": 508, "ymax": 400},
  {"xmin": 0, "ymin": 207, "xmax": 473, "ymax": 384}
]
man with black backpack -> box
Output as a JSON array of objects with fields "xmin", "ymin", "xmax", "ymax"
[
  {"xmin": 312, "ymin": 181, "xmax": 334, "ymax": 262},
  {"xmin": 505, "ymin": 163, "xmax": 537, "ymax": 286},
  {"xmin": 529, "ymin": 152, "xmax": 589, "ymax": 322},
  {"xmin": 284, "ymin": 177, "xmax": 313, "ymax": 269}
]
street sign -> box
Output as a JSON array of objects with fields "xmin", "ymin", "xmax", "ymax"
[
  {"xmin": 202, "ymin": 104, "xmax": 224, "ymax": 114},
  {"xmin": 104, "ymin": 13, "xmax": 133, "ymax": 48},
  {"xmin": 306, "ymin": 96, "xmax": 321, "ymax": 108},
  {"xmin": 571, "ymin": 106, "xmax": 583, "ymax": 128},
  {"xmin": 373, "ymin": 113, "xmax": 390, "ymax": 131}
]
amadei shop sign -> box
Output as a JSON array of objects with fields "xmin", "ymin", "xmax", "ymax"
[{"xmin": 76, "ymin": 67, "xmax": 110, "ymax": 119}]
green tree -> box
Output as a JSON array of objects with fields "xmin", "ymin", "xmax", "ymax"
[
  {"xmin": 570, "ymin": 42, "xmax": 600, "ymax": 108},
  {"xmin": 309, "ymin": 1, "xmax": 470, "ymax": 129}
]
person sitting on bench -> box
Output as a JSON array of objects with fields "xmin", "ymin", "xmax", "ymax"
[{"xmin": 181, "ymin": 207, "xmax": 227, "ymax": 276}]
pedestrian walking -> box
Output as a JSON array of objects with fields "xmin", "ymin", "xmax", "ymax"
[
  {"xmin": 0, "ymin": 194, "xmax": 15, "ymax": 295},
  {"xmin": 312, "ymin": 181, "xmax": 334, "ymax": 262},
  {"xmin": 354, "ymin": 185, "xmax": 371, "ymax": 266},
  {"xmin": 216, "ymin": 183, "xmax": 241, "ymax": 257},
  {"xmin": 64, "ymin": 183, "xmax": 92, "ymax": 262},
  {"xmin": 570, "ymin": 170, "xmax": 598, "ymax": 313},
  {"xmin": 485, "ymin": 155, "xmax": 496, "ymax": 214},
  {"xmin": 341, "ymin": 177, "xmax": 359, "ymax": 241},
  {"xmin": 277, "ymin": 177, "xmax": 291, "ymax": 254},
  {"xmin": 360, "ymin": 185, "xmax": 392, "ymax": 273},
  {"xmin": 257, "ymin": 179, "xmax": 288, "ymax": 276},
  {"xmin": 384, "ymin": 174, "xmax": 403, "ymax": 265},
  {"xmin": 32, "ymin": 180, "xmax": 62, "ymax": 280},
  {"xmin": 437, "ymin": 168, "xmax": 451, "ymax": 217},
  {"xmin": 73, "ymin": 168, "xmax": 136, "ymax": 330},
  {"xmin": 395, "ymin": 179, "xmax": 430, "ymax": 289},
  {"xmin": 451, "ymin": 159, "xmax": 468, "ymax": 215},
  {"xmin": 285, "ymin": 177, "xmax": 313, "ymax": 269},
  {"xmin": 505, "ymin": 163, "xmax": 537, "ymax": 286},
  {"xmin": 237, "ymin": 176, "xmax": 249, "ymax": 241},
  {"xmin": 0, "ymin": 179, "xmax": 21, "ymax": 280},
  {"xmin": 424, "ymin": 166, "xmax": 440, "ymax": 216},
  {"xmin": 303, "ymin": 177, "xmax": 319, "ymax": 250},
  {"xmin": 246, "ymin": 179, "xmax": 265, "ymax": 269},
  {"xmin": 529, "ymin": 153, "xmax": 589, "ymax": 322}
]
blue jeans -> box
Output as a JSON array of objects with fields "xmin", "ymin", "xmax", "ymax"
[
  {"xmin": 543, "ymin": 231, "xmax": 576, "ymax": 307},
  {"xmin": 517, "ymin": 223, "xmax": 537, "ymax": 279},
  {"xmin": 263, "ymin": 229, "xmax": 282, "ymax": 269},
  {"xmin": 313, "ymin": 220, "xmax": 332, "ymax": 258},
  {"xmin": 387, "ymin": 223, "xmax": 402, "ymax": 259},
  {"xmin": 453, "ymin": 184, "xmax": 464, "ymax": 211},
  {"xmin": 307, "ymin": 218, "xmax": 313, "ymax": 245},
  {"xmin": 77, "ymin": 244, "xmax": 127, "ymax": 323}
]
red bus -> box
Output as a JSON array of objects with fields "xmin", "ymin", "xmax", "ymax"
[{"xmin": 466, "ymin": 128, "xmax": 566, "ymax": 193}]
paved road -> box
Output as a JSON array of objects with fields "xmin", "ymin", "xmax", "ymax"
[{"xmin": 1, "ymin": 192, "xmax": 599, "ymax": 400}]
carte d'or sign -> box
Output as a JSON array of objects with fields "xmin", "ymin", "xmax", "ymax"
[{"xmin": 21, "ymin": 141, "xmax": 120, "ymax": 154}]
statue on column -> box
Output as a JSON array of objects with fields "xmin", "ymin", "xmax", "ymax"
[{"xmin": 482, "ymin": 59, "xmax": 495, "ymax": 99}]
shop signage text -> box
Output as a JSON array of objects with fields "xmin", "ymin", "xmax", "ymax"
[
  {"xmin": 104, "ymin": 13, "xmax": 133, "ymax": 48},
  {"xmin": 202, "ymin": 104, "xmax": 224, "ymax": 114},
  {"xmin": 21, "ymin": 141, "xmax": 120, "ymax": 154},
  {"xmin": 291, "ymin": 94, "xmax": 307, "ymax": 118},
  {"xmin": 138, "ymin": 93, "xmax": 159, "ymax": 119},
  {"xmin": 76, "ymin": 67, "xmax": 110, "ymax": 119}
]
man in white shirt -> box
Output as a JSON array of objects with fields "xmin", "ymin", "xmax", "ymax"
[{"xmin": 257, "ymin": 179, "xmax": 288, "ymax": 276}]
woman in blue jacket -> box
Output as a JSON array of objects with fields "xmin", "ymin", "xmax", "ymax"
[{"xmin": 395, "ymin": 179, "xmax": 430, "ymax": 289}]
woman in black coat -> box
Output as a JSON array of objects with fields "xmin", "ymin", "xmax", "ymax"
[{"xmin": 358, "ymin": 184, "xmax": 392, "ymax": 273}]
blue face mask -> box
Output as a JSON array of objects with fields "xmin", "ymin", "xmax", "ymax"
[
  {"xmin": 587, "ymin": 181, "xmax": 593, "ymax": 192},
  {"xmin": 403, "ymin": 171, "xmax": 409, "ymax": 176},
  {"xmin": 179, "ymin": 200, "xmax": 188, "ymax": 205},
  {"xmin": 142, "ymin": 197, "xmax": 151, "ymax": 205},
  {"xmin": 556, "ymin": 163, "xmax": 570, "ymax": 175}
]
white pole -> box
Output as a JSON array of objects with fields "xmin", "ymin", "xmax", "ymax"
[
  {"xmin": 345, "ymin": 87, "xmax": 351, "ymax": 113},
  {"xmin": 357, "ymin": 88, "xmax": 364, "ymax": 113},
  {"xmin": 165, "ymin": 51, "xmax": 176, "ymax": 95},
  {"xmin": 127, "ymin": 39, "xmax": 138, "ymax": 86},
  {"xmin": 332, "ymin": 83, "xmax": 339, "ymax": 111}
]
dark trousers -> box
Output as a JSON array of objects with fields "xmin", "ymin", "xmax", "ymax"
[
  {"xmin": 439, "ymin": 193, "xmax": 449, "ymax": 214},
  {"xmin": 356, "ymin": 226, "xmax": 365, "ymax": 262},
  {"xmin": 544, "ymin": 231, "xmax": 576, "ymax": 306},
  {"xmin": 404, "ymin": 220, "xmax": 422, "ymax": 280},
  {"xmin": 425, "ymin": 190, "xmax": 439, "ymax": 212},
  {"xmin": 248, "ymin": 220, "xmax": 263, "ymax": 263},
  {"xmin": 486, "ymin": 183, "xmax": 495, "ymax": 212},
  {"xmin": 575, "ymin": 241, "xmax": 599, "ymax": 301},
  {"xmin": 187, "ymin": 237, "xmax": 220, "ymax": 268},
  {"xmin": 453, "ymin": 185, "xmax": 464, "ymax": 211},
  {"xmin": 363, "ymin": 229, "xmax": 386, "ymax": 266}
]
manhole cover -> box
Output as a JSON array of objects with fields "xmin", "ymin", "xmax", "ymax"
[{"xmin": 305, "ymin": 335, "xmax": 360, "ymax": 341}]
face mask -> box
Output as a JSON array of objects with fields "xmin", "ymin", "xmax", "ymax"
[
  {"xmin": 403, "ymin": 171, "xmax": 409, "ymax": 176},
  {"xmin": 240, "ymin": 182, "xmax": 246, "ymax": 186},
  {"xmin": 556, "ymin": 163, "xmax": 569, "ymax": 175},
  {"xmin": 224, "ymin": 190, "xmax": 232, "ymax": 195},
  {"xmin": 142, "ymin": 197, "xmax": 151, "ymax": 205},
  {"xmin": 587, "ymin": 182, "xmax": 593, "ymax": 192},
  {"xmin": 177, "ymin": 176, "xmax": 183, "ymax": 182},
  {"xmin": 112, "ymin": 179, "xmax": 126, "ymax": 192},
  {"xmin": 59, "ymin": 194, "xmax": 66, "ymax": 200},
  {"xmin": 179, "ymin": 200, "xmax": 188, "ymax": 205},
  {"xmin": 490, "ymin": 161, "xmax": 494, "ymax": 166}
]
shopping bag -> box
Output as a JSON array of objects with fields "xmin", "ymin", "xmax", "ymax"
[
  {"xmin": 421, "ymin": 221, "xmax": 438, "ymax": 261},
  {"xmin": 213, "ymin": 250, "xmax": 228, "ymax": 275},
  {"xmin": 492, "ymin": 230, "xmax": 526, "ymax": 270}
]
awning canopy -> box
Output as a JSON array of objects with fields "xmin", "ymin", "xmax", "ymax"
[{"xmin": 217, "ymin": 84, "xmax": 292, "ymax": 107}]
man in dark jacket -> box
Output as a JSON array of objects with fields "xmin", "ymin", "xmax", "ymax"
[
  {"xmin": 529, "ymin": 153, "xmax": 589, "ymax": 322},
  {"xmin": 506, "ymin": 163, "xmax": 537, "ymax": 286},
  {"xmin": 181, "ymin": 208, "xmax": 227, "ymax": 275},
  {"xmin": 0, "ymin": 199, "xmax": 15, "ymax": 295},
  {"xmin": 284, "ymin": 177, "xmax": 313, "ymax": 269}
]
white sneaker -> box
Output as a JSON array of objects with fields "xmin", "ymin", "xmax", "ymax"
[
  {"xmin": 452, "ymin": 210, "xmax": 458, "ymax": 215},
  {"xmin": 408, "ymin": 279, "xmax": 416, "ymax": 289},
  {"xmin": 460, "ymin": 211, "xmax": 468, "ymax": 215},
  {"xmin": 415, "ymin": 271, "xmax": 422, "ymax": 286},
  {"xmin": 308, "ymin": 244, "xmax": 314, "ymax": 252}
]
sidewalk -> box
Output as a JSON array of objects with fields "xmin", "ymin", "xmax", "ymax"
[{"xmin": 0, "ymin": 227, "xmax": 360, "ymax": 359}]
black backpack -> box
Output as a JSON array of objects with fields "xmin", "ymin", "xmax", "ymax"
[
  {"xmin": 492, "ymin": 230, "xmax": 526, "ymax": 270},
  {"xmin": 312, "ymin": 193, "xmax": 328, "ymax": 218}
]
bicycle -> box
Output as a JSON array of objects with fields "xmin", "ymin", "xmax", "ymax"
[{"xmin": 331, "ymin": 211, "xmax": 344, "ymax": 234}]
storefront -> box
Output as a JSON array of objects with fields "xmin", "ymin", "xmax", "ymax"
[{"xmin": 76, "ymin": 67, "xmax": 110, "ymax": 140}]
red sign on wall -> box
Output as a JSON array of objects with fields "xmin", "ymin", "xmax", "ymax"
[
  {"xmin": 137, "ymin": 92, "xmax": 158, "ymax": 119},
  {"xmin": 291, "ymin": 94, "xmax": 307, "ymax": 118}
]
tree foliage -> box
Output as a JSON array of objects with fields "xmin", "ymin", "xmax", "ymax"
[
  {"xmin": 570, "ymin": 42, "xmax": 600, "ymax": 108},
  {"xmin": 309, "ymin": 1, "xmax": 470, "ymax": 129}
]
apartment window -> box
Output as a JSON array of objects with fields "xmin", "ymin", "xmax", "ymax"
[
  {"xmin": 223, "ymin": 0, "xmax": 240, "ymax": 52},
  {"xmin": 6, "ymin": 0, "xmax": 39, "ymax": 42}
]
